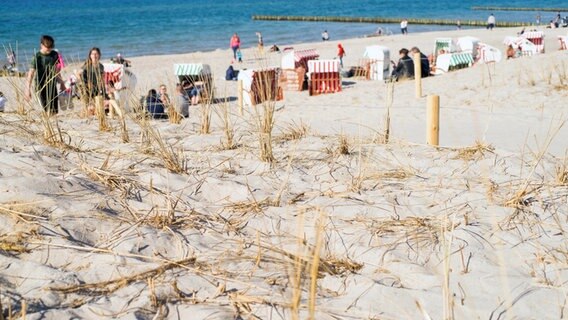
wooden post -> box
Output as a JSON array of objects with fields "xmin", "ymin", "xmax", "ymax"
[
  {"xmin": 414, "ymin": 52, "xmax": 422, "ymax": 98},
  {"xmin": 237, "ymin": 80, "xmax": 243, "ymax": 115},
  {"xmin": 427, "ymin": 95, "xmax": 440, "ymax": 146}
]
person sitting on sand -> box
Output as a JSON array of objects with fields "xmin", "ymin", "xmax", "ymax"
[
  {"xmin": 145, "ymin": 89, "xmax": 167, "ymax": 119},
  {"xmin": 269, "ymin": 44, "xmax": 280, "ymax": 52},
  {"xmin": 158, "ymin": 84, "xmax": 171, "ymax": 109},
  {"xmin": 182, "ymin": 79, "xmax": 200, "ymax": 105},
  {"xmin": 411, "ymin": 47, "xmax": 429, "ymax": 78},
  {"xmin": 390, "ymin": 48, "xmax": 414, "ymax": 81},
  {"xmin": 506, "ymin": 45, "xmax": 516, "ymax": 60},
  {"xmin": 175, "ymin": 83, "xmax": 190, "ymax": 118}
]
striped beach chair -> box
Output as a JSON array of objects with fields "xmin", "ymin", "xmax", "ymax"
[
  {"xmin": 521, "ymin": 31, "xmax": 545, "ymax": 53},
  {"xmin": 237, "ymin": 68, "xmax": 283, "ymax": 106},
  {"xmin": 281, "ymin": 48, "xmax": 319, "ymax": 91},
  {"xmin": 362, "ymin": 45, "xmax": 390, "ymax": 80},
  {"xmin": 307, "ymin": 60, "xmax": 341, "ymax": 96},
  {"xmin": 174, "ymin": 63, "xmax": 214, "ymax": 103}
]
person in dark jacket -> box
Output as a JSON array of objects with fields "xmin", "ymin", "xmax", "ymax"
[
  {"xmin": 145, "ymin": 89, "xmax": 167, "ymax": 119},
  {"xmin": 391, "ymin": 48, "xmax": 414, "ymax": 81},
  {"xmin": 411, "ymin": 47, "xmax": 430, "ymax": 78}
]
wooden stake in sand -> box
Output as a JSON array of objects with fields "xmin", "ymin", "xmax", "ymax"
[
  {"xmin": 237, "ymin": 80, "xmax": 244, "ymax": 115},
  {"xmin": 427, "ymin": 95, "xmax": 440, "ymax": 146},
  {"xmin": 414, "ymin": 53, "xmax": 422, "ymax": 98}
]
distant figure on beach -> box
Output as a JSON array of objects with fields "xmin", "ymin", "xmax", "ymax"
[
  {"xmin": 487, "ymin": 13, "xmax": 496, "ymax": 30},
  {"xmin": 536, "ymin": 13, "xmax": 541, "ymax": 25},
  {"xmin": 269, "ymin": 44, "xmax": 280, "ymax": 52},
  {"xmin": 322, "ymin": 30, "xmax": 329, "ymax": 41},
  {"xmin": 411, "ymin": 47, "xmax": 429, "ymax": 78},
  {"xmin": 0, "ymin": 91, "xmax": 6, "ymax": 112},
  {"xmin": 236, "ymin": 49, "xmax": 243, "ymax": 63},
  {"xmin": 256, "ymin": 32, "xmax": 264, "ymax": 50},
  {"xmin": 112, "ymin": 53, "xmax": 131, "ymax": 67},
  {"xmin": 391, "ymin": 48, "xmax": 414, "ymax": 81},
  {"xmin": 230, "ymin": 33, "xmax": 241, "ymax": 62},
  {"xmin": 25, "ymin": 35, "xmax": 66, "ymax": 114},
  {"xmin": 376, "ymin": 27, "xmax": 383, "ymax": 36},
  {"xmin": 400, "ymin": 19, "xmax": 408, "ymax": 35},
  {"xmin": 456, "ymin": 20, "xmax": 461, "ymax": 30},
  {"xmin": 553, "ymin": 13, "xmax": 561, "ymax": 28},
  {"xmin": 337, "ymin": 43, "xmax": 346, "ymax": 68},
  {"xmin": 80, "ymin": 47, "xmax": 106, "ymax": 116},
  {"xmin": 6, "ymin": 50, "xmax": 16, "ymax": 69}
]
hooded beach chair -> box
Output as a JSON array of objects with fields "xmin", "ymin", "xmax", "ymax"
[
  {"xmin": 174, "ymin": 63, "xmax": 214, "ymax": 103},
  {"xmin": 521, "ymin": 31, "xmax": 545, "ymax": 53},
  {"xmin": 237, "ymin": 68, "xmax": 283, "ymax": 107},
  {"xmin": 280, "ymin": 48, "xmax": 319, "ymax": 91},
  {"xmin": 476, "ymin": 43, "xmax": 502, "ymax": 64},
  {"xmin": 457, "ymin": 36, "xmax": 481, "ymax": 61},
  {"xmin": 361, "ymin": 45, "xmax": 390, "ymax": 80}
]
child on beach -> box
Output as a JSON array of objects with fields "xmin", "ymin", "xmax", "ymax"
[
  {"xmin": 0, "ymin": 92, "xmax": 6, "ymax": 112},
  {"xmin": 236, "ymin": 49, "xmax": 243, "ymax": 63},
  {"xmin": 25, "ymin": 35, "xmax": 66, "ymax": 114}
]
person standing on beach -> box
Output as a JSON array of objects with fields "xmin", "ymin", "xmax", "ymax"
[
  {"xmin": 230, "ymin": 33, "xmax": 241, "ymax": 62},
  {"xmin": 79, "ymin": 47, "xmax": 106, "ymax": 116},
  {"xmin": 337, "ymin": 43, "xmax": 346, "ymax": 68},
  {"xmin": 487, "ymin": 13, "xmax": 496, "ymax": 30},
  {"xmin": 536, "ymin": 13, "xmax": 541, "ymax": 25},
  {"xmin": 25, "ymin": 35, "xmax": 66, "ymax": 114},
  {"xmin": 322, "ymin": 30, "xmax": 329, "ymax": 41},
  {"xmin": 256, "ymin": 32, "xmax": 264, "ymax": 51},
  {"xmin": 456, "ymin": 20, "xmax": 461, "ymax": 30},
  {"xmin": 400, "ymin": 19, "xmax": 408, "ymax": 35}
]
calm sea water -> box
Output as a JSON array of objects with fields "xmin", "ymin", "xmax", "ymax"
[{"xmin": 1, "ymin": 0, "xmax": 565, "ymax": 62}]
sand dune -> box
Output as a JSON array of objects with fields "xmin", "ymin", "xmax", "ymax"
[{"xmin": 0, "ymin": 26, "xmax": 567, "ymax": 319}]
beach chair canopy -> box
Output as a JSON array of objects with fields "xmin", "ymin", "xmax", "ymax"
[
  {"xmin": 435, "ymin": 52, "xmax": 473, "ymax": 74},
  {"xmin": 477, "ymin": 42, "xmax": 502, "ymax": 64},
  {"xmin": 457, "ymin": 36, "xmax": 480, "ymax": 59},
  {"xmin": 174, "ymin": 63, "xmax": 211, "ymax": 78},
  {"xmin": 363, "ymin": 45, "xmax": 389, "ymax": 60},
  {"xmin": 103, "ymin": 63, "xmax": 125, "ymax": 89},
  {"xmin": 362, "ymin": 45, "xmax": 390, "ymax": 80},
  {"xmin": 521, "ymin": 31, "xmax": 545, "ymax": 53},
  {"xmin": 307, "ymin": 59, "xmax": 341, "ymax": 74},
  {"xmin": 281, "ymin": 48, "xmax": 319, "ymax": 69},
  {"xmin": 434, "ymin": 38, "xmax": 458, "ymax": 56},
  {"xmin": 503, "ymin": 37, "xmax": 538, "ymax": 54}
]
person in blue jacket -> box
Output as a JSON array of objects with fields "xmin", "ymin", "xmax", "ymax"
[{"xmin": 145, "ymin": 89, "xmax": 167, "ymax": 119}]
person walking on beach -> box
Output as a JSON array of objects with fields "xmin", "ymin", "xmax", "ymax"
[
  {"xmin": 25, "ymin": 35, "xmax": 66, "ymax": 114},
  {"xmin": 487, "ymin": 13, "xmax": 496, "ymax": 30},
  {"xmin": 456, "ymin": 20, "xmax": 461, "ymax": 30},
  {"xmin": 230, "ymin": 33, "xmax": 241, "ymax": 63},
  {"xmin": 256, "ymin": 32, "xmax": 264, "ymax": 51},
  {"xmin": 400, "ymin": 19, "xmax": 408, "ymax": 35},
  {"xmin": 337, "ymin": 43, "xmax": 346, "ymax": 68},
  {"xmin": 79, "ymin": 47, "xmax": 106, "ymax": 117}
]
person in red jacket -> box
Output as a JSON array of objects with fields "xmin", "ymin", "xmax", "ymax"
[{"xmin": 337, "ymin": 43, "xmax": 346, "ymax": 68}]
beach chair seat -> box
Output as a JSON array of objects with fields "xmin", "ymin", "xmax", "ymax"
[
  {"xmin": 174, "ymin": 63, "xmax": 215, "ymax": 103},
  {"xmin": 307, "ymin": 60, "xmax": 341, "ymax": 96}
]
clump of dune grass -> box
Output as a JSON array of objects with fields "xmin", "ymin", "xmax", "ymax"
[
  {"xmin": 555, "ymin": 156, "xmax": 568, "ymax": 186},
  {"xmin": 213, "ymin": 93, "xmax": 237, "ymax": 150},
  {"xmin": 453, "ymin": 141, "xmax": 495, "ymax": 161},
  {"xmin": 277, "ymin": 120, "xmax": 309, "ymax": 142},
  {"xmin": 337, "ymin": 133, "xmax": 350, "ymax": 155},
  {"xmin": 200, "ymin": 101, "xmax": 212, "ymax": 134},
  {"xmin": 250, "ymin": 74, "xmax": 278, "ymax": 162},
  {"xmin": 134, "ymin": 115, "xmax": 186, "ymax": 173}
]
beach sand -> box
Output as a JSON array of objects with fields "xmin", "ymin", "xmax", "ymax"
[{"xmin": 1, "ymin": 26, "xmax": 568, "ymax": 319}]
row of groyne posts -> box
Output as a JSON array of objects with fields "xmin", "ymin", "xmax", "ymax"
[
  {"xmin": 253, "ymin": 6, "xmax": 568, "ymax": 27},
  {"xmin": 254, "ymin": 6, "xmax": 568, "ymax": 146}
]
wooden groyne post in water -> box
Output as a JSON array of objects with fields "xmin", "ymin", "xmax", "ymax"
[
  {"xmin": 252, "ymin": 15, "xmax": 532, "ymax": 27},
  {"xmin": 471, "ymin": 6, "xmax": 568, "ymax": 12}
]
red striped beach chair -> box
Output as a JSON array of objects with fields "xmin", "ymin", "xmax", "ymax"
[{"xmin": 307, "ymin": 60, "xmax": 341, "ymax": 96}]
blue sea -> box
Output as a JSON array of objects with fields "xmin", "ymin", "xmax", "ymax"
[{"xmin": 1, "ymin": 0, "xmax": 566, "ymax": 62}]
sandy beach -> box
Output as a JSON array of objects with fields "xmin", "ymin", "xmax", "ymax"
[{"xmin": 1, "ymin": 26, "xmax": 568, "ymax": 319}]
